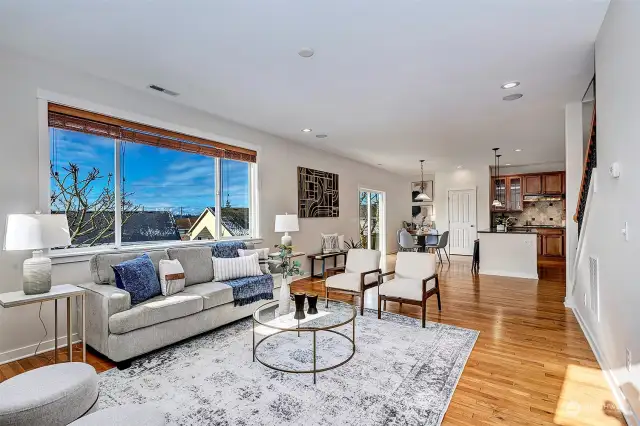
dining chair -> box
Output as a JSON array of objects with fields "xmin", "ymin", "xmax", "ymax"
[
  {"xmin": 425, "ymin": 230, "xmax": 450, "ymax": 264},
  {"xmin": 398, "ymin": 230, "xmax": 420, "ymax": 252}
]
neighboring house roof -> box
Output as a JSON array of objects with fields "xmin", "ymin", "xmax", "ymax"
[
  {"xmin": 61, "ymin": 210, "xmax": 181, "ymax": 246},
  {"xmin": 187, "ymin": 207, "xmax": 249, "ymax": 237},
  {"xmin": 175, "ymin": 217, "xmax": 198, "ymax": 231}
]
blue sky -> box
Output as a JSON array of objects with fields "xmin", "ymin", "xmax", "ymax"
[{"xmin": 50, "ymin": 129, "xmax": 249, "ymax": 216}]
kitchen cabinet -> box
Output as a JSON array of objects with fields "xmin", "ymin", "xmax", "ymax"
[
  {"xmin": 491, "ymin": 176, "xmax": 522, "ymax": 212},
  {"xmin": 490, "ymin": 177, "xmax": 507, "ymax": 211},
  {"xmin": 524, "ymin": 175, "xmax": 542, "ymax": 195},
  {"xmin": 543, "ymin": 173, "xmax": 564, "ymax": 195},
  {"xmin": 543, "ymin": 235, "xmax": 564, "ymax": 257},
  {"xmin": 537, "ymin": 234, "xmax": 543, "ymax": 256},
  {"xmin": 536, "ymin": 229, "xmax": 565, "ymax": 258},
  {"xmin": 507, "ymin": 176, "xmax": 523, "ymax": 211}
]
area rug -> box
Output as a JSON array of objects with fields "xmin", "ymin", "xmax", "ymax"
[{"xmin": 98, "ymin": 307, "xmax": 478, "ymax": 425}]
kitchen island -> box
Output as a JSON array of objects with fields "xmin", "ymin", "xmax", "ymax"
[{"xmin": 478, "ymin": 229, "xmax": 538, "ymax": 279}]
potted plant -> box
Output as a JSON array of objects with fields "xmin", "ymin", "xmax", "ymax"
[
  {"xmin": 495, "ymin": 216, "xmax": 516, "ymax": 232},
  {"xmin": 273, "ymin": 244, "xmax": 304, "ymax": 315}
]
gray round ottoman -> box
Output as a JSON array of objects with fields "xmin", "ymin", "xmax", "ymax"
[
  {"xmin": 0, "ymin": 362, "xmax": 98, "ymax": 426},
  {"xmin": 69, "ymin": 405, "xmax": 165, "ymax": 425}
]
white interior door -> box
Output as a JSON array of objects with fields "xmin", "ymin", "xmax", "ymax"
[{"xmin": 448, "ymin": 189, "xmax": 477, "ymax": 255}]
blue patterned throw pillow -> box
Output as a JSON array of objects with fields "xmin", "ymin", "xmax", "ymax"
[{"xmin": 111, "ymin": 254, "xmax": 161, "ymax": 305}]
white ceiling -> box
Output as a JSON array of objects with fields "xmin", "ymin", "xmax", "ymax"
[{"xmin": 0, "ymin": 0, "xmax": 609, "ymax": 175}]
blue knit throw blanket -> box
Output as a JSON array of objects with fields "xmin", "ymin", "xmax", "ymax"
[
  {"xmin": 224, "ymin": 274, "xmax": 274, "ymax": 306},
  {"xmin": 210, "ymin": 241, "xmax": 274, "ymax": 306}
]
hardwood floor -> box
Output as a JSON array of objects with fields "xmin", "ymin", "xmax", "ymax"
[{"xmin": 0, "ymin": 255, "xmax": 624, "ymax": 425}]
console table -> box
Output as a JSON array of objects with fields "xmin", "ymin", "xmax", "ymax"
[
  {"xmin": 0, "ymin": 284, "xmax": 86, "ymax": 363},
  {"xmin": 308, "ymin": 251, "xmax": 348, "ymax": 279}
]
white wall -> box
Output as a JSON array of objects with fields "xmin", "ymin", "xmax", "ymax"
[
  {"xmin": 572, "ymin": 0, "xmax": 640, "ymax": 419},
  {"xmin": 565, "ymin": 102, "xmax": 583, "ymax": 300},
  {"xmin": 0, "ymin": 48, "xmax": 409, "ymax": 363},
  {"xmin": 496, "ymin": 162, "xmax": 566, "ymax": 175},
  {"xmin": 434, "ymin": 166, "xmax": 491, "ymax": 234}
]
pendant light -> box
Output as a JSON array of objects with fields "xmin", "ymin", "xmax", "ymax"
[
  {"xmin": 415, "ymin": 160, "xmax": 431, "ymax": 201},
  {"xmin": 492, "ymin": 148, "xmax": 503, "ymax": 207}
]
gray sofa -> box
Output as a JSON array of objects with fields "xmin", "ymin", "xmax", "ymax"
[{"xmin": 78, "ymin": 244, "xmax": 281, "ymax": 368}]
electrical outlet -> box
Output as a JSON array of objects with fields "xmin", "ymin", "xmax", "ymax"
[{"xmin": 626, "ymin": 348, "xmax": 632, "ymax": 372}]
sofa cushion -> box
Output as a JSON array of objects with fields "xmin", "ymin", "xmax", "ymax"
[
  {"xmin": 90, "ymin": 250, "xmax": 168, "ymax": 286},
  {"xmin": 181, "ymin": 281, "xmax": 234, "ymax": 310},
  {"xmin": 112, "ymin": 254, "xmax": 162, "ymax": 305},
  {"xmin": 108, "ymin": 293, "xmax": 203, "ymax": 334},
  {"xmin": 167, "ymin": 247, "xmax": 214, "ymax": 286}
]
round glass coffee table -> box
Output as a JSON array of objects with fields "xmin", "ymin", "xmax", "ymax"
[{"xmin": 252, "ymin": 298, "xmax": 356, "ymax": 384}]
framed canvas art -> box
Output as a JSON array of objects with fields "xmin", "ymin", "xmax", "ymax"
[
  {"xmin": 411, "ymin": 180, "xmax": 434, "ymax": 201},
  {"xmin": 298, "ymin": 167, "xmax": 339, "ymax": 218}
]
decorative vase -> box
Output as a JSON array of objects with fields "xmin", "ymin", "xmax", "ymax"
[
  {"xmin": 293, "ymin": 293, "xmax": 306, "ymax": 320},
  {"xmin": 307, "ymin": 294, "xmax": 318, "ymax": 315},
  {"xmin": 496, "ymin": 224, "xmax": 505, "ymax": 232},
  {"xmin": 278, "ymin": 275, "xmax": 291, "ymax": 315}
]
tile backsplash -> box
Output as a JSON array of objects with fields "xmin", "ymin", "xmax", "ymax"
[{"xmin": 494, "ymin": 201, "xmax": 565, "ymax": 226}]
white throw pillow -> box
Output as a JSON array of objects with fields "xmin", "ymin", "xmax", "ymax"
[
  {"xmin": 338, "ymin": 235, "xmax": 345, "ymax": 251},
  {"xmin": 213, "ymin": 253, "xmax": 263, "ymax": 281},
  {"xmin": 238, "ymin": 248, "xmax": 270, "ymax": 274},
  {"xmin": 321, "ymin": 233, "xmax": 340, "ymax": 254},
  {"xmin": 158, "ymin": 259, "xmax": 186, "ymax": 296}
]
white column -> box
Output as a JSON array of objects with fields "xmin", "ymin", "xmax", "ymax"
[{"xmin": 564, "ymin": 101, "xmax": 584, "ymax": 304}]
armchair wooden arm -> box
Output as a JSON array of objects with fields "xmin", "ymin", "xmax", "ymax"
[
  {"xmin": 323, "ymin": 266, "xmax": 346, "ymax": 279},
  {"xmin": 360, "ymin": 268, "xmax": 382, "ymax": 285},
  {"xmin": 378, "ymin": 270, "xmax": 395, "ymax": 285}
]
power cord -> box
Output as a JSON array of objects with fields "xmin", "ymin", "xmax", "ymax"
[{"xmin": 32, "ymin": 302, "xmax": 54, "ymax": 364}]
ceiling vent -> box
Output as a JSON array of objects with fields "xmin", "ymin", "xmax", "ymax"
[{"xmin": 148, "ymin": 84, "xmax": 179, "ymax": 97}]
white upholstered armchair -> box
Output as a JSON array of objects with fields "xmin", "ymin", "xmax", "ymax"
[
  {"xmin": 377, "ymin": 252, "xmax": 440, "ymax": 327},
  {"xmin": 324, "ymin": 249, "xmax": 381, "ymax": 316}
]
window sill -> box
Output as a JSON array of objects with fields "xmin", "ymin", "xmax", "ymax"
[{"xmin": 50, "ymin": 237, "xmax": 264, "ymax": 265}]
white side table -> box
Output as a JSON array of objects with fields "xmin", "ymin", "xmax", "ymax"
[{"xmin": 0, "ymin": 284, "xmax": 86, "ymax": 363}]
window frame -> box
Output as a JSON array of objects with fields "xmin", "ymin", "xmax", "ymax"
[{"xmin": 38, "ymin": 94, "xmax": 260, "ymax": 259}]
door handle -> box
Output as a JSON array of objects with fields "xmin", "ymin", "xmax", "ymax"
[{"xmin": 470, "ymin": 225, "xmax": 475, "ymax": 227}]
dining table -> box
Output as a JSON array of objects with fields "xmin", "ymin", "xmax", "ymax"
[{"xmin": 410, "ymin": 232, "xmax": 441, "ymax": 253}]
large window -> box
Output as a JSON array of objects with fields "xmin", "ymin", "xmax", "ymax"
[{"xmin": 48, "ymin": 105, "xmax": 256, "ymax": 249}]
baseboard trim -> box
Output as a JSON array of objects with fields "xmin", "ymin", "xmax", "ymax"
[
  {"xmin": 479, "ymin": 270, "xmax": 538, "ymax": 280},
  {"xmin": 572, "ymin": 307, "xmax": 638, "ymax": 425},
  {"xmin": 0, "ymin": 333, "xmax": 80, "ymax": 365}
]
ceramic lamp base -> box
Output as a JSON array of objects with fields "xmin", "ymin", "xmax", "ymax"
[
  {"xmin": 281, "ymin": 233, "xmax": 292, "ymax": 247},
  {"xmin": 23, "ymin": 250, "xmax": 52, "ymax": 295}
]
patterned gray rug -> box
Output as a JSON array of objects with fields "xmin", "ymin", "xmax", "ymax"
[{"xmin": 98, "ymin": 307, "xmax": 478, "ymax": 425}]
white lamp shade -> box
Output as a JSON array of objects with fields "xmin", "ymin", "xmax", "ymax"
[
  {"xmin": 274, "ymin": 214, "xmax": 299, "ymax": 233},
  {"xmin": 4, "ymin": 214, "xmax": 72, "ymax": 251},
  {"xmin": 415, "ymin": 193, "xmax": 431, "ymax": 201}
]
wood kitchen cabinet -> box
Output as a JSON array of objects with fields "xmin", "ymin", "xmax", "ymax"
[
  {"xmin": 537, "ymin": 234, "xmax": 543, "ymax": 256},
  {"xmin": 543, "ymin": 173, "xmax": 564, "ymax": 195},
  {"xmin": 491, "ymin": 176, "xmax": 523, "ymax": 212},
  {"xmin": 537, "ymin": 229, "xmax": 565, "ymax": 258},
  {"xmin": 524, "ymin": 175, "xmax": 542, "ymax": 195}
]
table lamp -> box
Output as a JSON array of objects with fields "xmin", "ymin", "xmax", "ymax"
[
  {"xmin": 274, "ymin": 214, "xmax": 299, "ymax": 246},
  {"xmin": 3, "ymin": 213, "xmax": 71, "ymax": 294}
]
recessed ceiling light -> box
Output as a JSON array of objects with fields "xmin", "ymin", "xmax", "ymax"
[
  {"xmin": 505, "ymin": 163, "xmax": 511, "ymax": 166},
  {"xmin": 298, "ymin": 48, "xmax": 314, "ymax": 58},
  {"xmin": 501, "ymin": 81, "xmax": 520, "ymax": 89},
  {"xmin": 515, "ymin": 149, "xmax": 522, "ymax": 152},
  {"xmin": 302, "ymin": 128, "xmax": 312, "ymax": 133},
  {"xmin": 315, "ymin": 134, "xmax": 328, "ymax": 138},
  {"xmin": 457, "ymin": 165, "xmax": 463, "ymax": 169},
  {"xmin": 503, "ymin": 93, "xmax": 523, "ymax": 101}
]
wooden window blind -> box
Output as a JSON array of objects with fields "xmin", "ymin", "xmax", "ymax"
[{"xmin": 48, "ymin": 103, "xmax": 257, "ymax": 163}]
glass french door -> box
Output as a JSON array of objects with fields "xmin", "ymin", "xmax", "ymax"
[{"xmin": 359, "ymin": 189, "xmax": 385, "ymax": 252}]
